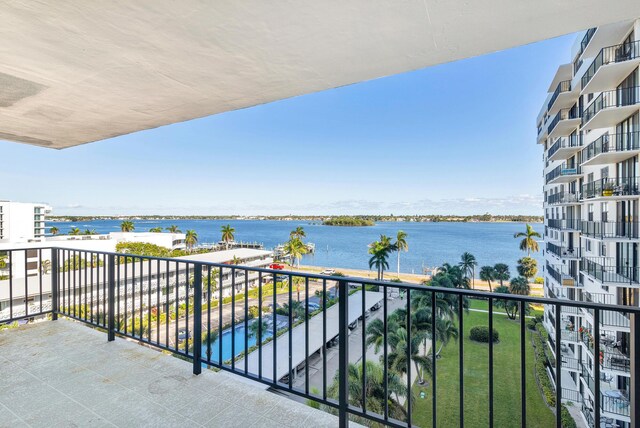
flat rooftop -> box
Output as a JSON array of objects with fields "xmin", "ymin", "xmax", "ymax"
[{"xmin": 0, "ymin": 320, "xmax": 340, "ymax": 427}]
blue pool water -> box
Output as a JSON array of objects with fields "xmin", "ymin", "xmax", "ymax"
[{"xmin": 202, "ymin": 320, "xmax": 274, "ymax": 363}]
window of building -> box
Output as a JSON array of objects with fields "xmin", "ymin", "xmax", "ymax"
[{"xmin": 588, "ymin": 204, "xmax": 594, "ymax": 221}]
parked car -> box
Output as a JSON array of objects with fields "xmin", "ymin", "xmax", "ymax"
[
  {"xmin": 320, "ymin": 269, "xmax": 335, "ymax": 275},
  {"xmin": 348, "ymin": 320, "xmax": 358, "ymax": 330},
  {"xmin": 178, "ymin": 329, "xmax": 189, "ymax": 341},
  {"xmin": 307, "ymin": 302, "xmax": 320, "ymax": 311}
]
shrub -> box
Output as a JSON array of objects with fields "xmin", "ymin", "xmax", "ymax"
[
  {"xmin": 527, "ymin": 318, "xmax": 538, "ymax": 330},
  {"xmin": 534, "ymin": 276, "xmax": 544, "ymax": 284},
  {"xmin": 247, "ymin": 305, "xmax": 260, "ymax": 319},
  {"xmin": 469, "ymin": 326, "xmax": 499, "ymax": 343}
]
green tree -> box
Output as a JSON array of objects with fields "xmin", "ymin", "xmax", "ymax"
[
  {"xmin": 327, "ymin": 361, "xmax": 407, "ymax": 421},
  {"xmin": 283, "ymin": 237, "xmax": 308, "ymax": 268},
  {"xmin": 493, "ymin": 263, "xmax": 510, "ymax": 288},
  {"xmin": 185, "ymin": 230, "xmax": 198, "ymax": 251},
  {"xmin": 248, "ymin": 319, "xmax": 270, "ymax": 342},
  {"xmin": 40, "ymin": 260, "xmax": 51, "ymax": 274},
  {"xmin": 166, "ymin": 225, "xmax": 181, "ymax": 233},
  {"xmin": 203, "ymin": 330, "xmax": 218, "ymax": 361},
  {"xmin": 514, "ymin": 223, "xmax": 541, "ymax": 256},
  {"xmin": 221, "ymin": 225, "xmax": 235, "ymax": 249},
  {"xmin": 69, "ymin": 227, "xmax": 81, "ymax": 236},
  {"xmin": 395, "ymin": 230, "xmax": 408, "ymax": 276},
  {"xmin": 387, "ymin": 327, "xmax": 432, "ymax": 385},
  {"xmin": 50, "ymin": 226, "xmax": 59, "ymax": 235},
  {"xmin": 120, "ymin": 221, "xmax": 135, "ymax": 232},
  {"xmin": 494, "ymin": 285, "xmax": 519, "ymax": 320},
  {"xmin": 437, "ymin": 263, "xmax": 470, "ymax": 289},
  {"xmin": 459, "ymin": 252, "xmax": 477, "ymax": 288},
  {"xmin": 290, "ymin": 226, "xmax": 306, "ymax": 239},
  {"xmin": 0, "ymin": 253, "xmax": 7, "ymax": 269},
  {"xmin": 149, "ymin": 227, "xmax": 163, "ymax": 232},
  {"xmin": 83, "ymin": 229, "xmax": 96, "ymax": 235},
  {"xmin": 368, "ymin": 235, "xmax": 396, "ymax": 280},
  {"xmin": 509, "ymin": 276, "xmax": 531, "ymax": 296},
  {"xmin": 517, "ymin": 257, "xmax": 538, "ymax": 280},
  {"xmin": 479, "ymin": 265, "xmax": 496, "ymax": 292}
]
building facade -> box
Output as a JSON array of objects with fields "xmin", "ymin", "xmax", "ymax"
[
  {"xmin": 0, "ymin": 201, "xmax": 51, "ymax": 243},
  {"xmin": 538, "ymin": 19, "xmax": 640, "ymax": 428}
]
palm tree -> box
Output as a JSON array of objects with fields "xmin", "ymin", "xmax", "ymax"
[
  {"xmin": 282, "ymin": 301, "xmax": 306, "ymax": 320},
  {"xmin": 230, "ymin": 255, "xmax": 242, "ymax": 265},
  {"xmin": 395, "ymin": 230, "xmax": 408, "ymax": 276},
  {"xmin": 433, "ymin": 318, "xmax": 459, "ymax": 357},
  {"xmin": 290, "ymin": 226, "xmax": 306, "ymax": 239},
  {"xmin": 493, "ymin": 263, "xmax": 510, "ymax": 288},
  {"xmin": 149, "ymin": 227, "xmax": 163, "ymax": 233},
  {"xmin": 0, "ymin": 253, "xmax": 7, "ymax": 270},
  {"xmin": 479, "ymin": 265, "xmax": 496, "ymax": 292},
  {"xmin": 69, "ymin": 227, "xmax": 81, "ymax": 236},
  {"xmin": 50, "ymin": 226, "xmax": 59, "ymax": 235},
  {"xmin": 517, "ymin": 257, "xmax": 538, "ymax": 280},
  {"xmin": 328, "ymin": 361, "xmax": 408, "ymax": 421},
  {"xmin": 248, "ymin": 319, "xmax": 270, "ymax": 342},
  {"xmin": 185, "ymin": 230, "xmax": 198, "ymax": 251},
  {"xmin": 368, "ymin": 235, "xmax": 396, "ymax": 281},
  {"xmin": 283, "ymin": 237, "xmax": 308, "ymax": 268},
  {"xmin": 459, "ymin": 252, "xmax": 477, "ymax": 288},
  {"xmin": 509, "ymin": 276, "xmax": 531, "ymax": 295},
  {"xmin": 203, "ymin": 330, "xmax": 218, "ymax": 361},
  {"xmin": 513, "ymin": 224, "xmax": 541, "ymax": 256},
  {"xmin": 120, "ymin": 221, "xmax": 135, "ymax": 232},
  {"xmin": 387, "ymin": 327, "xmax": 432, "ymax": 385},
  {"xmin": 166, "ymin": 225, "xmax": 181, "ymax": 233},
  {"xmin": 83, "ymin": 229, "xmax": 96, "ymax": 235},
  {"xmin": 221, "ymin": 225, "xmax": 235, "ymax": 249}
]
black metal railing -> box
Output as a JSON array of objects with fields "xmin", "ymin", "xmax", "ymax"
[
  {"xmin": 580, "ymin": 221, "xmax": 640, "ymax": 239},
  {"xmin": 577, "ymin": 28, "xmax": 597, "ymax": 62},
  {"xmin": 582, "ymin": 131, "xmax": 640, "ymax": 164},
  {"xmin": 548, "ymin": 80, "xmax": 572, "ymax": 111},
  {"xmin": 547, "ymin": 218, "xmax": 581, "ymax": 230},
  {"xmin": 545, "ymin": 163, "xmax": 581, "ymax": 184},
  {"xmin": 581, "ymin": 257, "xmax": 640, "ymax": 285},
  {"xmin": 583, "ymin": 86, "xmax": 640, "ymax": 125},
  {"xmin": 546, "ymin": 242, "xmax": 580, "ymax": 259},
  {"xmin": 601, "ymin": 350, "xmax": 631, "ymax": 373},
  {"xmin": 548, "ymin": 134, "xmax": 582, "ymax": 159},
  {"xmin": 2, "ymin": 246, "xmax": 640, "ymax": 427},
  {"xmin": 547, "ymin": 192, "xmax": 580, "ymax": 205},
  {"xmin": 582, "ymin": 176, "xmax": 640, "ymax": 199},
  {"xmin": 546, "ymin": 262, "xmax": 578, "ymax": 287},
  {"xmin": 582, "ymin": 40, "xmax": 640, "ymax": 89},
  {"xmin": 548, "ymin": 106, "xmax": 580, "ymax": 135},
  {"xmin": 601, "ymin": 391, "xmax": 630, "ymax": 417}
]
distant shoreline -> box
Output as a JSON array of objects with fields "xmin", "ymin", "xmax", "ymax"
[{"xmin": 49, "ymin": 215, "xmax": 543, "ymax": 223}]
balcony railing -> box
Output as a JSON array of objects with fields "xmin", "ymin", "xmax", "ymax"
[
  {"xmin": 548, "ymin": 134, "xmax": 582, "ymax": 159},
  {"xmin": 582, "ymin": 176, "xmax": 640, "ymax": 199},
  {"xmin": 582, "ymin": 86, "xmax": 640, "ymax": 125},
  {"xmin": 601, "ymin": 391, "xmax": 630, "ymax": 417},
  {"xmin": 547, "ymin": 106, "xmax": 580, "ymax": 135},
  {"xmin": 581, "ymin": 257, "xmax": 640, "ymax": 285},
  {"xmin": 577, "ymin": 28, "xmax": 597, "ymax": 60},
  {"xmin": 547, "ymin": 192, "xmax": 580, "ymax": 205},
  {"xmin": 548, "ymin": 80, "xmax": 572, "ymax": 111},
  {"xmin": 580, "ymin": 221, "xmax": 640, "ymax": 239},
  {"xmin": 547, "ymin": 218, "xmax": 581, "ymax": 230},
  {"xmin": 546, "ymin": 262, "xmax": 578, "ymax": 287},
  {"xmin": 546, "ymin": 242, "xmax": 580, "ymax": 259},
  {"xmin": 582, "ymin": 131, "xmax": 640, "ymax": 164},
  {"xmin": 601, "ymin": 349, "xmax": 631, "ymax": 373},
  {"xmin": 581, "ymin": 40, "xmax": 640, "ymax": 89},
  {"xmin": 2, "ymin": 247, "xmax": 640, "ymax": 427},
  {"xmin": 545, "ymin": 164, "xmax": 581, "ymax": 184}
]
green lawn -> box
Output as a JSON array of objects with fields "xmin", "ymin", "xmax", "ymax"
[
  {"xmin": 468, "ymin": 299, "xmax": 545, "ymax": 318},
  {"xmin": 411, "ymin": 301, "xmax": 554, "ymax": 428}
]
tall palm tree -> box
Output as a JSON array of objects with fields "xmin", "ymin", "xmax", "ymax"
[
  {"xmin": 509, "ymin": 276, "xmax": 531, "ymax": 295},
  {"xmin": 69, "ymin": 227, "xmax": 81, "ymax": 236},
  {"xmin": 185, "ymin": 230, "xmax": 198, "ymax": 251},
  {"xmin": 395, "ymin": 230, "xmax": 408, "ymax": 276},
  {"xmin": 387, "ymin": 327, "xmax": 432, "ymax": 385},
  {"xmin": 283, "ymin": 237, "xmax": 307, "ymax": 268},
  {"xmin": 149, "ymin": 227, "xmax": 163, "ymax": 233},
  {"xmin": 120, "ymin": 221, "xmax": 135, "ymax": 232},
  {"xmin": 493, "ymin": 263, "xmax": 510, "ymax": 288},
  {"xmin": 230, "ymin": 255, "xmax": 242, "ymax": 265},
  {"xmin": 368, "ymin": 235, "xmax": 396, "ymax": 281},
  {"xmin": 459, "ymin": 252, "xmax": 477, "ymax": 288},
  {"xmin": 166, "ymin": 225, "xmax": 181, "ymax": 233},
  {"xmin": 221, "ymin": 225, "xmax": 235, "ymax": 249},
  {"xmin": 433, "ymin": 318, "xmax": 459, "ymax": 357},
  {"xmin": 248, "ymin": 319, "xmax": 270, "ymax": 342},
  {"xmin": 50, "ymin": 226, "xmax": 59, "ymax": 236},
  {"xmin": 513, "ymin": 224, "xmax": 541, "ymax": 256},
  {"xmin": 290, "ymin": 226, "xmax": 306, "ymax": 239},
  {"xmin": 479, "ymin": 265, "xmax": 496, "ymax": 292}
]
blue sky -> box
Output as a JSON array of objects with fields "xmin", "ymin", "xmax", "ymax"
[{"xmin": 1, "ymin": 32, "xmax": 578, "ymax": 216}]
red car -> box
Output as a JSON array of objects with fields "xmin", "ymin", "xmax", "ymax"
[{"xmin": 269, "ymin": 263, "xmax": 285, "ymax": 270}]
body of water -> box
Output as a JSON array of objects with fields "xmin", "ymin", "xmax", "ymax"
[{"xmin": 49, "ymin": 219, "xmax": 544, "ymax": 277}]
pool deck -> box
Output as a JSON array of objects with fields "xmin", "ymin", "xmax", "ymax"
[{"xmin": 0, "ymin": 319, "xmax": 341, "ymax": 427}]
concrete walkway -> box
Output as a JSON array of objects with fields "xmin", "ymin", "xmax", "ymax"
[{"xmin": 0, "ymin": 320, "xmax": 342, "ymax": 427}]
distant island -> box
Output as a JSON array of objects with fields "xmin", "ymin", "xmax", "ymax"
[
  {"xmin": 49, "ymin": 213, "xmax": 543, "ymax": 223},
  {"xmin": 322, "ymin": 216, "xmax": 375, "ymax": 227}
]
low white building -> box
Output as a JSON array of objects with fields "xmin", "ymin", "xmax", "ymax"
[{"xmin": 0, "ymin": 201, "xmax": 51, "ymax": 243}]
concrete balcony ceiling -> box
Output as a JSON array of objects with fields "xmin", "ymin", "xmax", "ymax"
[{"xmin": 2, "ymin": 1, "xmax": 640, "ymax": 149}]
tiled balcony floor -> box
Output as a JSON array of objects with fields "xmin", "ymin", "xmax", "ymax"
[{"xmin": 0, "ymin": 320, "xmax": 340, "ymax": 428}]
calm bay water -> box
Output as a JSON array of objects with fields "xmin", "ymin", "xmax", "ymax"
[{"xmin": 48, "ymin": 219, "xmax": 543, "ymax": 277}]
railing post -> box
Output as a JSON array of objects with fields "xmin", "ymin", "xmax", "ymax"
[
  {"xmin": 51, "ymin": 248, "xmax": 59, "ymax": 320},
  {"xmin": 193, "ymin": 264, "xmax": 203, "ymax": 375},
  {"xmin": 338, "ymin": 280, "xmax": 349, "ymax": 428},
  {"xmin": 107, "ymin": 254, "xmax": 116, "ymax": 342}
]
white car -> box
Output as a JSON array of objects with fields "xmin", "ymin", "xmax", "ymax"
[{"xmin": 320, "ymin": 269, "xmax": 336, "ymax": 275}]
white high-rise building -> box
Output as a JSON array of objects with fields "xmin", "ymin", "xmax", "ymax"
[
  {"xmin": 538, "ymin": 20, "xmax": 640, "ymax": 428},
  {"xmin": 0, "ymin": 201, "xmax": 51, "ymax": 243}
]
